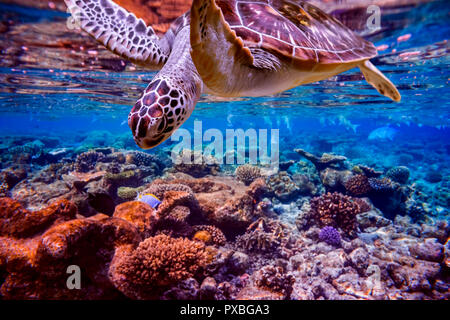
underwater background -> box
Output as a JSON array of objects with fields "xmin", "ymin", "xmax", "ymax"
[{"xmin": 0, "ymin": 0, "xmax": 448, "ymax": 299}]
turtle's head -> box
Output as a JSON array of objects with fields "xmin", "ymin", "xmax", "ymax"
[{"xmin": 128, "ymin": 78, "xmax": 192, "ymax": 149}]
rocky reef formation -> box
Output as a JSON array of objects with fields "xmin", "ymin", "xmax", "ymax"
[{"xmin": 0, "ymin": 142, "xmax": 448, "ymax": 300}]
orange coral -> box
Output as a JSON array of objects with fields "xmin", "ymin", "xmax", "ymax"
[
  {"xmin": 0, "ymin": 197, "xmax": 141, "ymax": 299},
  {"xmin": 0, "ymin": 198, "xmax": 76, "ymax": 238},
  {"xmin": 192, "ymin": 225, "xmax": 226, "ymax": 246},
  {"xmin": 113, "ymin": 201, "xmax": 158, "ymax": 237}
]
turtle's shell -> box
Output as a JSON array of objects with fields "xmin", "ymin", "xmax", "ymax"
[{"xmin": 216, "ymin": 0, "xmax": 377, "ymax": 64}]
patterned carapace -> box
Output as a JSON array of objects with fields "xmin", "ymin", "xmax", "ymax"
[{"xmin": 215, "ymin": 0, "xmax": 377, "ymax": 63}]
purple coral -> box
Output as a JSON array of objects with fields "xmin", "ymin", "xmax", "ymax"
[{"xmin": 319, "ymin": 226, "xmax": 341, "ymax": 246}]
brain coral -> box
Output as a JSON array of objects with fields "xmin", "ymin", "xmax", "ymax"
[
  {"xmin": 309, "ymin": 192, "xmax": 362, "ymax": 237},
  {"xmin": 109, "ymin": 234, "xmax": 209, "ymax": 299},
  {"xmin": 235, "ymin": 164, "xmax": 262, "ymax": 186}
]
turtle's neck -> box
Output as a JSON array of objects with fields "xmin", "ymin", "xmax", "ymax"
[{"xmin": 159, "ymin": 26, "xmax": 203, "ymax": 102}]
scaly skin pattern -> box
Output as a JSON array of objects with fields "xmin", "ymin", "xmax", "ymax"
[
  {"xmin": 64, "ymin": 0, "xmax": 170, "ymax": 69},
  {"xmin": 128, "ymin": 26, "xmax": 203, "ymax": 149}
]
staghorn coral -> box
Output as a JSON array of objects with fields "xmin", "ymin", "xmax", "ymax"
[
  {"xmin": 308, "ymin": 192, "xmax": 362, "ymax": 237},
  {"xmin": 235, "ymin": 164, "xmax": 262, "ymax": 186},
  {"xmin": 319, "ymin": 226, "xmax": 342, "ymax": 247},
  {"xmin": 74, "ymin": 150, "xmax": 105, "ymax": 172},
  {"xmin": 386, "ymin": 166, "xmax": 410, "ymax": 184},
  {"xmin": 109, "ymin": 234, "xmax": 209, "ymax": 299},
  {"xmin": 345, "ymin": 174, "xmax": 372, "ymax": 196},
  {"xmin": 192, "ymin": 225, "xmax": 226, "ymax": 246}
]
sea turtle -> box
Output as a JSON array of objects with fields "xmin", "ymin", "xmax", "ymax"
[{"xmin": 65, "ymin": 0, "xmax": 401, "ymax": 149}]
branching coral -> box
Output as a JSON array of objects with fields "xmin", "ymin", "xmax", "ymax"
[
  {"xmin": 308, "ymin": 192, "xmax": 362, "ymax": 237},
  {"xmin": 109, "ymin": 234, "xmax": 209, "ymax": 299},
  {"xmin": 345, "ymin": 174, "xmax": 372, "ymax": 196},
  {"xmin": 235, "ymin": 164, "xmax": 262, "ymax": 186}
]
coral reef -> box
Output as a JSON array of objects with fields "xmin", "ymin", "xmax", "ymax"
[
  {"xmin": 235, "ymin": 164, "xmax": 262, "ymax": 186},
  {"xmin": 0, "ymin": 136, "xmax": 448, "ymax": 301}
]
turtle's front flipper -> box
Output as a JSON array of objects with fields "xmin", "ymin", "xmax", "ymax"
[
  {"xmin": 65, "ymin": 0, "xmax": 169, "ymax": 69},
  {"xmin": 359, "ymin": 60, "xmax": 401, "ymax": 102}
]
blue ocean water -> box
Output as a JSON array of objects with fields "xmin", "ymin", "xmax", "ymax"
[{"xmin": 0, "ymin": 0, "xmax": 448, "ymax": 215}]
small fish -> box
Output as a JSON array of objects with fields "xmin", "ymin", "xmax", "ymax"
[
  {"xmin": 368, "ymin": 126, "xmax": 397, "ymax": 141},
  {"xmin": 136, "ymin": 193, "xmax": 161, "ymax": 209}
]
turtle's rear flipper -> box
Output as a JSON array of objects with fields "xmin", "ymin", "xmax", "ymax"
[
  {"xmin": 65, "ymin": 0, "xmax": 169, "ymax": 69},
  {"xmin": 359, "ymin": 60, "xmax": 401, "ymax": 102}
]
